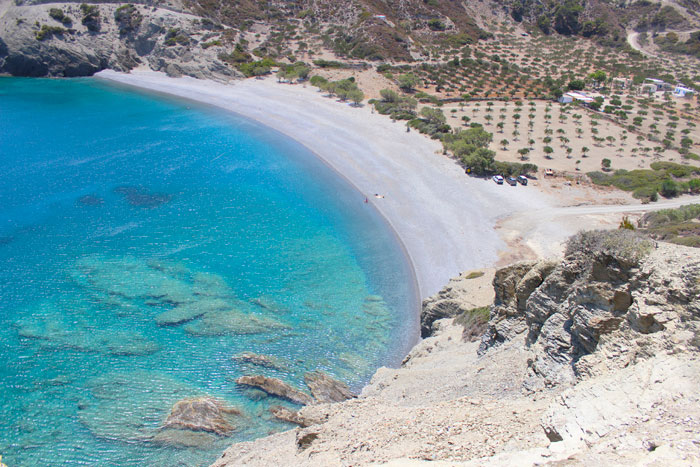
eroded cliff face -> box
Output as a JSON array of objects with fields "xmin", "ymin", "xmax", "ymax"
[
  {"xmin": 480, "ymin": 231, "xmax": 700, "ymax": 390},
  {"xmin": 0, "ymin": 1, "xmax": 238, "ymax": 79},
  {"xmin": 210, "ymin": 233, "xmax": 699, "ymax": 466}
]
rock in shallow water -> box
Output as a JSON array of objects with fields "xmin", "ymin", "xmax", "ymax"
[
  {"xmin": 236, "ymin": 376, "xmax": 313, "ymax": 405},
  {"xmin": 304, "ymin": 371, "xmax": 355, "ymax": 404},
  {"xmin": 183, "ymin": 309, "xmax": 288, "ymax": 336},
  {"xmin": 78, "ymin": 371, "xmax": 199, "ymax": 443},
  {"xmin": 162, "ymin": 397, "xmax": 241, "ymax": 435},
  {"xmin": 232, "ymin": 352, "xmax": 287, "ymax": 371}
]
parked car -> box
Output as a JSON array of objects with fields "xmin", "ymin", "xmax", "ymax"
[
  {"xmin": 492, "ymin": 175, "xmax": 504, "ymax": 184},
  {"xmin": 506, "ymin": 176, "xmax": 517, "ymax": 186},
  {"xmin": 544, "ymin": 168, "xmax": 554, "ymax": 177},
  {"xmin": 517, "ymin": 175, "xmax": 528, "ymax": 185}
]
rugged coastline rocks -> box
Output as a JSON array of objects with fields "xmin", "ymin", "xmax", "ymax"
[
  {"xmin": 480, "ymin": 231, "xmax": 700, "ymax": 389},
  {"xmin": 0, "ymin": 2, "xmax": 238, "ymax": 79},
  {"xmin": 211, "ymin": 233, "xmax": 700, "ymax": 466},
  {"xmin": 236, "ymin": 371, "xmax": 355, "ymax": 407}
]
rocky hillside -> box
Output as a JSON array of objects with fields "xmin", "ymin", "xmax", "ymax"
[
  {"xmin": 210, "ymin": 230, "xmax": 700, "ymax": 466},
  {"xmin": 0, "ymin": 0, "xmax": 237, "ymax": 79},
  {"xmin": 503, "ymin": 0, "xmax": 699, "ymax": 48},
  {"xmin": 0, "ymin": 0, "xmax": 497, "ymax": 77}
]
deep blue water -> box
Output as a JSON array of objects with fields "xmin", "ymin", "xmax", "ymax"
[{"xmin": 0, "ymin": 77, "xmax": 418, "ymax": 466}]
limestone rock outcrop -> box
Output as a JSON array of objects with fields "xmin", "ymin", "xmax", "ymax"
[
  {"xmin": 480, "ymin": 230, "xmax": 700, "ymax": 389},
  {"xmin": 421, "ymin": 269, "xmax": 495, "ymax": 337},
  {"xmin": 269, "ymin": 406, "xmax": 312, "ymax": 427},
  {"xmin": 210, "ymin": 233, "xmax": 700, "ymax": 467},
  {"xmin": 304, "ymin": 371, "xmax": 355, "ymax": 404},
  {"xmin": 0, "ymin": 2, "xmax": 238, "ymax": 80}
]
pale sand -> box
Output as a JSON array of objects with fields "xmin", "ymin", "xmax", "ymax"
[
  {"xmin": 95, "ymin": 70, "xmax": 699, "ymax": 299},
  {"xmin": 97, "ymin": 70, "xmax": 565, "ymax": 298}
]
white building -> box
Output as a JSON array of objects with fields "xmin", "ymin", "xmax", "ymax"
[
  {"xmin": 558, "ymin": 91, "xmax": 595, "ymax": 104},
  {"xmin": 673, "ymin": 86, "xmax": 695, "ymax": 98}
]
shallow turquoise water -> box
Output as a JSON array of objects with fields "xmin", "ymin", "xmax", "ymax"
[{"xmin": 0, "ymin": 77, "xmax": 418, "ymax": 466}]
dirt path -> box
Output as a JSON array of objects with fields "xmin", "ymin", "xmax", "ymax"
[
  {"xmin": 627, "ymin": 31, "xmax": 658, "ymax": 58},
  {"xmin": 627, "ymin": 28, "xmax": 700, "ymax": 58},
  {"xmin": 497, "ymin": 196, "xmax": 699, "ymax": 261}
]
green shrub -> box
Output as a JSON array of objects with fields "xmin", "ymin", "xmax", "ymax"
[
  {"xmin": 49, "ymin": 8, "xmax": 72, "ymax": 25},
  {"xmin": 464, "ymin": 270, "xmax": 485, "ymax": 279},
  {"xmin": 312, "ymin": 59, "xmax": 350, "ymax": 69},
  {"xmin": 428, "ymin": 18, "xmax": 446, "ymax": 31},
  {"xmin": 201, "ymin": 40, "xmax": 222, "ymax": 49},
  {"xmin": 236, "ymin": 58, "xmax": 277, "ymax": 77},
  {"xmin": 309, "ymin": 75, "xmax": 328, "ymax": 88},
  {"xmin": 35, "ymin": 24, "xmax": 67, "ymax": 40},
  {"xmin": 277, "ymin": 62, "xmax": 310, "ymax": 81},
  {"xmin": 114, "ymin": 4, "xmax": 142, "ymax": 35},
  {"xmin": 660, "ymin": 179, "xmax": 680, "ymax": 197},
  {"xmin": 164, "ymin": 28, "xmax": 189, "ymax": 46},
  {"xmin": 565, "ymin": 230, "xmax": 652, "ymax": 265},
  {"xmin": 454, "ymin": 306, "xmax": 490, "ymax": 342},
  {"xmin": 80, "ymin": 3, "xmax": 100, "ymax": 32},
  {"xmin": 372, "ymin": 89, "xmax": 417, "ymax": 120}
]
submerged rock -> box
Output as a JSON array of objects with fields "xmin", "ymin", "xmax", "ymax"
[
  {"xmin": 114, "ymin": 185, "xmax": 172, "ymax": 208},
  {"xmin": 236, "ymin": 376, "xmax": 313, "ymax": 405},
  {"xmin": 16, "ymin": 309, "xmax": 160, "ymax": 356},
  {"xmin": 304, "ymin": 371, "xmax": 354, "ymax": 404},
  {"xmin": 155, "ymin": 298, "xmax": 231, "ymax": 326},
  {"xmin": 151, "ymin": 428, "xmax": 216, "ymax": 448},
  {"xmin": 162, "ymin": 397, "xmax": 240, "ymax": 435},
  {"xmin": 77, "ymin": 194, "xmax": 104, "ymax": 206},
  {"xmin": 184, "ymin": 309, "xmax": 288, "ymax": 336},
  {"xmin": 232, "ymin": 352, "xmax": 287, "ymax": 371},
  {"xmin": 78, "ymin": 371, "xmax": 199, "ymax": 443}
]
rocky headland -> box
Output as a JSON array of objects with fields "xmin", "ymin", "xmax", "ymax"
[
  {"xmin": 0, "ymin": 0, "xmax": 236, "ymax": 79},
  {"xmin": 210, "ymin": 230, "xmax": 700, "ymax": 466}
]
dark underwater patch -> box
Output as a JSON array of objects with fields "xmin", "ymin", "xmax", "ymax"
[
  {"xmin": 78, "ymin": 194, "xmax": 105, "ymax": 206},
  {"xmin": 114, "ymin": 186, "xmax": 173, "ymax": 208}
]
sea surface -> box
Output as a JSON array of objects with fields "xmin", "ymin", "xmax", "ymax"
[{"xmin": 0, "ymin": 77, "xmax": 417, "ymax": 466}]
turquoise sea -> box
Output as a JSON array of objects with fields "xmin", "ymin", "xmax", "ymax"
[{"xmin": 0, "ymin": 77, "xmax": 418, "ymax": 466}]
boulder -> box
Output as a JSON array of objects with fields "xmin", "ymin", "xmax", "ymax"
[
  {"xmin": 304, "ymin": 371, "xmax": 354, "ymax": 403},
  {"xmin": 236, "ymin": 376, "xmax": 313, "ymax": 405},
  {"xmin": 162, "ymin": 397, "xmax": 240, "ymax": 435}
]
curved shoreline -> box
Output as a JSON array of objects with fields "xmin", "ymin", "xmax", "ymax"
[{"xmin": 96, "ymin": 69, "xmax": 558, "ymax": 300}]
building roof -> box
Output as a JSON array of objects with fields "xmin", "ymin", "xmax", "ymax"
[{"xmin": 564, "ymin": 91, "xmax": 594, "ymax": 103}]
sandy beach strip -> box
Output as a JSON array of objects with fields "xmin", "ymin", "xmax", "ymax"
[{"xmin": 97, "ymin": 69, "xmax": 559, "ymax": 299}]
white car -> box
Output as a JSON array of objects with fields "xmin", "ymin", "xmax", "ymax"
[{"xmin": 492, "ymin": 175, "xmax": 504, "ymax": 184}]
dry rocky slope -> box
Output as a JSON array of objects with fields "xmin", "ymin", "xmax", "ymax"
[
  {"xmin": 212, "ymin": 231, "xmax": 700, "ymax": 466},
  {"xmin": 0, "ymin": 0, "xmax": 237, "ymax": 79}
]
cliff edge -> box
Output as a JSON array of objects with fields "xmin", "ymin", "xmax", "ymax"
[{"xmin": 211, "ymin": 231, "xmax": 700, "ymax": 466}]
